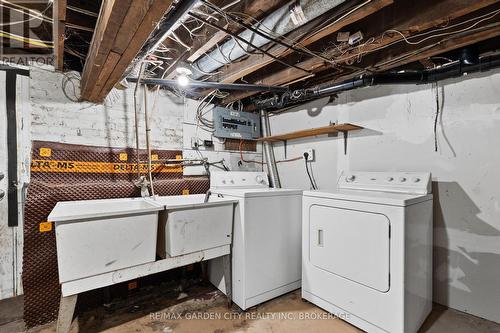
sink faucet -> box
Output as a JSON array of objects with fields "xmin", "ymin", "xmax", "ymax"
[
  {"xmin": 134, "ymin": 176, "xmax": 150, "ymax": 197},
  {"xmin": 204, "ymin": 190, "xmax": 212, "ymax": 203}
]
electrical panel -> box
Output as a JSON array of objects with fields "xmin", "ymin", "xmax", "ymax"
[{"xmin": 213, "ymin": 107, "xmax": 261, "ymax": 140}]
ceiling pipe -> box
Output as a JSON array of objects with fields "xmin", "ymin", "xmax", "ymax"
[
  {"xmin": 126, "ymin": 77, "xmax": 289, "ymax": 92},
  {"xmin": 255, "ymin": 52, "xmax": 500, "ymax": 110},
  {"xmin": 191, "ymin": 0, "xmax": 349, "ymax": 79}
]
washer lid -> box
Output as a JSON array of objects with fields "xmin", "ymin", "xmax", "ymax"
[
  {"xmin": 303, "ymin": 188, "xmax": 432, "ymax": 206},
  {"xmin": 212, "ymin": 187, "xmax": 303, "ymax": 198}
]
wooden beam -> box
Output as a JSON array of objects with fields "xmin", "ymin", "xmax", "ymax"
[
  {"xmin": 185, "ymin": 0, "xmax": 289, "ymax": 64},
  {"xmin": 81, "ymin": 0, "xmax": 175, "ymax": 102},
  {"xmin": 93, "ymin": 0, "xmax": 175, "ymax": 102},
  {"xmin": 375, "ymin": 24, "xmax": 500, "ymax": 71},
  {"xmin": 186, "ymin": 27, "xmax": 228, "ymax": 63},
  {"xmin": 218, "ymin": 0, "xmax": 393, "ymax": 84},
  {"xmin": 224, "ymin": 0, "xmax": 500, "ymax": 104},
  {"xmin": 80, "ymin": 0, "xmax": 133, "ymax": 97},
  {"xmin": 303, "ymin": 21, "xmax": 500, "ymax": 91},
  {"xmin": 161, "ymin": 0, "xmax": 291, "ymax": 80},
  {"xmin": 53, "ymin": 0, "xmax": 67, "ymax": 71}
]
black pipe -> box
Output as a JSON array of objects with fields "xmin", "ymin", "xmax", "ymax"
[
  {"xmin": 126, "ymin": 77, "xmax": 289, "ymax": 92},
  {"xmin": 5, "ymin": 71, "xmax": 18, "ymax": 227},
  {"xmin": 137, "ymin": 0, "xmax": 199, "ymax": 60},
  {"xmin": 256, "ymin": 53, "xmax": 500, "ymax": 110}
]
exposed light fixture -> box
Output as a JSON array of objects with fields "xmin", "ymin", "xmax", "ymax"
[
  {"xmin": 175, "ymin": 62, "xmax": 193, "ymax": 87},
  {"xmin": 177, "ymin": 75, "xmax": 190, "ymax": 87},
  {"xmin": 175, "ymin": 62, "xmax": 193, "ymax": 76}
]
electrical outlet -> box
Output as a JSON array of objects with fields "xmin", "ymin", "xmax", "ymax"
[
  {"xmin": 304, "ymin": 149, "xmax": 315, "ymax": 161},
  {"xmin": 191, "ymin": 137, "xmax": 199, "ymax": 149}
]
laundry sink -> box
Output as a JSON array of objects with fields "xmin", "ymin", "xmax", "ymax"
[
  {"xmin": 152, "ymin": 194, "xmax": 236, "ymax": 258},
  {"xmin": 48, "ymin": 197, "xmax": 163, "ymax": 283}
]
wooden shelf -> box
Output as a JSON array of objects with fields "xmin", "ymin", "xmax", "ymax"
[{"xmin": 257, "ymin": 123, "xmax": 363, "ymax": 142}]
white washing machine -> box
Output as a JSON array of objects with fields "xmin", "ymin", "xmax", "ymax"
[
  {"xmin": 302, "ymin": 171, "xmax": 433, "ymax": 333},
  {"xmin": 208, "ymin": 171, "xmax": 302, "ymax": 310}
]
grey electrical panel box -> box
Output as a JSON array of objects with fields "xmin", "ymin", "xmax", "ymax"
[{"xmin": 213, "ymin": 107, "xmax": 261, "ymax": 140}]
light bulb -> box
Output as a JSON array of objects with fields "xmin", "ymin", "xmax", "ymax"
[{"xmin": 177, "ymin": 75, "xmax": 190, "ymax": 87}]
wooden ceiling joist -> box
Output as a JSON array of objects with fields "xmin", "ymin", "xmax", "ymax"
[
  {"xmin": 217, "ymin": 0, "xmax": 394, "ymax": 84},
  {"xmin": 308, "ymin": 21, "xmax": 500, "ymax": 92},
  {"xmin": 53, "ymin": 0, "xmax": 67, "ymax": 71},
  {"xmin": 166, "ymin": 0, "xmax": 291, "ymax": 80},
  {"xmin": 375, "ymin": 25, "xmax": 500, "ymax": 71},
  {"xmin": 185, "ymin": 0, "xmax": 290, "ymax": 63},
  {"xmin": 80, "ymin": 0, "xmax": 175, "ymax": 103},
  {"xmin": 223, "ymin": 0, "xmax": 500, "ymax": 104}
]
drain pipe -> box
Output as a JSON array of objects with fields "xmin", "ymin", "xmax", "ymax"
[
  {"xmin": 260, "ymin": 110, "xmax": 281, "ymax": 188},
  {"xmin": 143, "ymin": 85, "xmax": 155, "ymax": 197}
]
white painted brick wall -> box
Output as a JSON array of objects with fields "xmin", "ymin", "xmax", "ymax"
[
  {"xmin": 29, "ymin": 67, "xmax": 184, "ymax": 150},
  {"xmin": 28, "ymin": 67, "xmax": 263, "ymax": 175}
]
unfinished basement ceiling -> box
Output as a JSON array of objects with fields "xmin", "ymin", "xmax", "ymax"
[
  {"xmin": 5, "ymin": 0, "xmax": 499, "ymax": 104},
  {"xmin": 0, "ymin": 0, "xmax": 101, "ymax": 71},
  {"xmin": 69, "ymin": 0, "xmax": 500, "ymax": 105}
]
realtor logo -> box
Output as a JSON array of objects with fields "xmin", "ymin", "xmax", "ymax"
[{"xmin": 0, "ymin": 0, "xmax": 54, "ymax": 66}]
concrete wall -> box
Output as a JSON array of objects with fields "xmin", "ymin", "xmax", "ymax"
[{"xmin": 269, "ymin": 68, "xmax": 500, "ymax": 323}]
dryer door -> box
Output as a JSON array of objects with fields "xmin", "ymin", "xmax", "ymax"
[{"xmin": 309, "ymin": 205, "xmax": 390, "ymax": 292}]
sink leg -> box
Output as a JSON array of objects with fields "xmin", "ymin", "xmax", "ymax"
[
  {"xmin": 222, "ymin": 254, "xmax": 232, "ymax": 308},
  {"xmin": 57, "ymin": 294, "xmax": 78, "ymax": 333}
]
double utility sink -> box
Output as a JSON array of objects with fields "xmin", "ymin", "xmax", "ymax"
[{"xmin": 48, "ymin": 195, "xmax": 236, "ymax": 283}]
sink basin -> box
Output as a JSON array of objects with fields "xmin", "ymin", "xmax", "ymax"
[
  {"xmin": 152, "ymin": 194, "xmax": 236, "ymax": 258},
  {"xmin": 48, "ymin": 197, "xmax": 163, "ymax": 283}
]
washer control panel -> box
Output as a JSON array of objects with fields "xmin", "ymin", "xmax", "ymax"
[
  {"xmin": 338, "ymin": 171, "xmax": 431, "ymax": 194},
  {"xmin": 210, "ymin": 171, "xmax": 270, "ymax": 189}
]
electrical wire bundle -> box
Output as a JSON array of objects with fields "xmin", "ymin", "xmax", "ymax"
[
  {"xmin": 303, "ymin": 152, "xmax": 318, "ymax": 190},
  {"xmin": 195, "ymin": 89, "xmax": 229, "ymax": 133}
]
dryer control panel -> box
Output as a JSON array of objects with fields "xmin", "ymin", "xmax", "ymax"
[
  {"xmin": 338, "ymin": 171, "xmax": 431, "ymax": 195},
  {"xmin": 211, "ymin": 171, "xmax": 269, "ymax": 189}
]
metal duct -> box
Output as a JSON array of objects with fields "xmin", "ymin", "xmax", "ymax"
[
  {"xmin": 260, "ymin": 110, "xmax": 281, "ymax": 188},
  {"xmin": 137, "ymin": 0, "xmax": 201, "ymax": 61},
  {"xmin": 192, "ymin": 0, "xmax": 348, "ymax": 79}
]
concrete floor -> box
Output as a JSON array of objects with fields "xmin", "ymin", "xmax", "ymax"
[{"xmin": 2, "ymin": 286, "xmax": 500, "ymax": 333}]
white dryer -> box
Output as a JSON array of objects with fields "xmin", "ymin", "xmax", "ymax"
[
  {"xmin": 302, "ymin": 171, "xmax": 433, "ymax": 333},
  {"xmin": 208, "ymin": 171, "xmax": 302, "ymax": 310}
]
